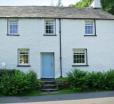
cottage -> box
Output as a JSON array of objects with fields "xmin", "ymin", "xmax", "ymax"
[{"xmin": 0, "ymin": 0, "xmax": 114, "ymax": 79}]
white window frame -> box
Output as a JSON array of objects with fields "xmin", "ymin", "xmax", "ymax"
[
  {"xmin": 44, "ymin": 19, "xmax": 56, "ymax": 35},
  {"xmin": 85, "ymin": 20, "xmax": 95, "ymax": 35},
  {"xmin": 18, "ymin": 48, "xmax": 30, "ymax": 66},
  {"xmin": 8, "ymin": 19, "xmax": 18, "ymax": 35},
  {"xmin": 73, "ymin": 48, "xmax": 87, "ymax": 65}
]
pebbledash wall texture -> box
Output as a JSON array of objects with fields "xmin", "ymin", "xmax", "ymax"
[{"xmin": 0, "ymin": 0, "xmax": 114, "ymax": 78}]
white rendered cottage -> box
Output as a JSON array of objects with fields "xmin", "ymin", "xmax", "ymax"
[{"xmin": 0, "ymin": 0, "xmax": 114, "ymax": 78}]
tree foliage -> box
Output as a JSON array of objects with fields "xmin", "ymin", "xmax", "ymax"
[
  {"xmin": 70, "ymin": 0, "xmax": 114, "ymax": 15},
  {"xmin": 71, "ymin": 0, "xmax": 92, "ymax": 9}
]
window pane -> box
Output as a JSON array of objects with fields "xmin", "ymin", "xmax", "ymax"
[
  {"xmin": 8, "ymin": 19, "xmax": 18, "ymax": 35},
  {"xmin": 45, "ymin": 19, "xmax": 55, "ymax": 34},
  {"xmin": 18, "ymin": 49, "xmax": 29, "ymax": 65},
  {"xmin": 73, "ymin": 49, "xmax": 86, "ymax": 64},
  {"xmin": 85, "ymin": 20, "xmax": 94, "ymax": 35}
]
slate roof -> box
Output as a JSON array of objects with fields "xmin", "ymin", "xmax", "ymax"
[{"xmin": 0, "ymin": 6, "xmax": 114, "ymax": 20}]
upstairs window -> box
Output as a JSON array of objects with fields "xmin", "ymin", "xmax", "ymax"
[
  {"xmin": 85, "ymin": 20, "xmax": 95, "ymax": 35},
  {"xmin": 18, "ymin": 48, "xmax": 30, "ymax": 66},
  {"xmin": 8, "ymin": 19, "xmax": 18, "ymax": 36},
  {"xmin": 44, "ymin": 19, "xmax": 56, "ymax": 35},
  {"xmin": 73, "ymin": 49, "xmax": 87, "ymax": 65}
]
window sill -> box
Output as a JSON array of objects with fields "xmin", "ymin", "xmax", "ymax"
[
  {"xmin": 43, "ymin": 34, "xmax": 57, "ymax": 36},
  {"xmin": 84, "ymin": 34, "xmax": 97, "ymax": 37},
  {"xmin": 17, "ymin": 65, "xmax": 31, "ymax": 67},
  {"xmin": 7, "ymin": 34, "xmax": 20, "ymax": 36},
  {"xmin": 72, "ymin": 64, "xmax": 89, "ymax": 67}
]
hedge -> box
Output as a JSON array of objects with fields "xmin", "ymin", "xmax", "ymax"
[
  {"xmin": 0, "ymin": 69, "xmax": 41, "ymax": 96},
  {"xmin": 67, "ymin": 69, "xmax": 114, "ymax": 91}
]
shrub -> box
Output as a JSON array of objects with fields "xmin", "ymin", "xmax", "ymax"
[
  {"xmin": 104, "ymin": 70, "xmax": 114, "ymax": 90},
  {"xmin": 56, "ymin": 77, "xmax": 69, "ymax": 90},
  {"xmin": 85, "ymin": 71, "xmax": 106, "ymax": 90},
  {"xmin": 0, "ymin": 69, "xmax": 41, "ymax": 96},
  {"xmin": 67, "ymin": 69, "xmax": 88, "ymax": 91},
  {"xmin": 67, "ymin": 69, "xmax": 114, "ymax": 91}
]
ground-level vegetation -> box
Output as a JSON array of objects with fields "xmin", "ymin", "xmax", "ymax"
[{"xmin": 0, "ymin": 69, "xmax": 114, "ymax": 96}]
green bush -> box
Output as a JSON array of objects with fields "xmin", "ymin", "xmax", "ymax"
[
  {"xmin": 85, "ymin": 71, "xmax": 106, "ymax": 90},
  {"xmin": 56, "ymin": 77, "xmax": 69, "ymax": 90},
  {"xmin": 104, "ymin": 70, "xmax": 114, "ymax": 90},
  {"xmin": 0, "ymin": 69, "xmax": 41, "ymax": 96},
  {"xmin": 67, "ymin": 69, "xmax": 114, "ymax": 91},
  {"xmin": 67, "ymin": 69, "xmax": 88, "ymax": 91}
]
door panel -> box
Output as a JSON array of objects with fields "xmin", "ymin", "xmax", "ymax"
[{"xmin": 41, "ymin": 53, "xmax": 55, "ymax": 78}]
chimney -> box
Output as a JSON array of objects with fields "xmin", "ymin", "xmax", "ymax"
[
  {"xmin": 57, "ymin": 0, "xmax": 63, "ymax": 7},
  {"xmin": 90, "ymin": 0, "xmax": 102, "ymax": 9}
]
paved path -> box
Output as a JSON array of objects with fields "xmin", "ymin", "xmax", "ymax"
[
  {"xmin": 18, "ymin": 97, "xmax": 114, "ymax": 104},
  {"xmin": 0, "ymin": 91, "xmax": 114, "ymax": 104}
]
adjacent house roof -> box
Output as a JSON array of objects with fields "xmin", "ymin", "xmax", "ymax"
[{"xmin": 0, "ymin": 6, "xmax": 114, "ymax": 20}]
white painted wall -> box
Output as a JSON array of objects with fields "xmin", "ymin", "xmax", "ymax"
[
  {"xmin": 0, "ymin": 18, "xmax": 114, "ymax": 78},
  {"xmin": 0, "ymin": 18, "xmax": 60, "ymax": 78},
  {"xmin": 61, "ymin": 19, "xmax": 114, "ymax": 75}
]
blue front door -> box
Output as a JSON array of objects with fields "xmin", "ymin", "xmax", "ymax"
[{"xmin": 41, "ymin": 53, "xmax": 55, "ymax": 78}]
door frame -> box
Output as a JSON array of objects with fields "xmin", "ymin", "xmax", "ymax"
[{"xmin": 40, "ymin": 52, "xmax": 55, "ymax": 78}]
